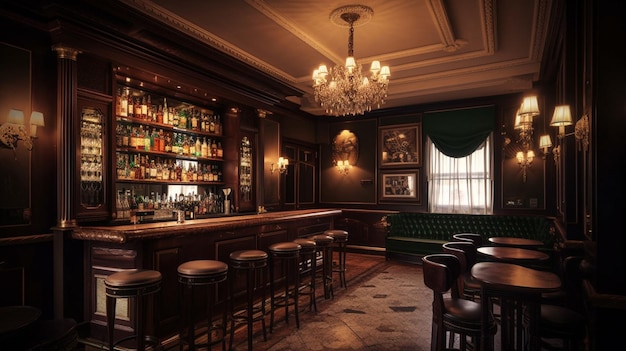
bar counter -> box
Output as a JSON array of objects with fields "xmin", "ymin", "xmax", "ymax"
[
  {"xmin": 73, "ymin": 208, "xmax": 341, "ymax": 346},
  {"xmin": 72, "ymin": 209, "xmax": 342, "ymax": 243}
]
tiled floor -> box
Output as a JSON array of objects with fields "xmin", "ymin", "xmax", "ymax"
[{"xmin": 228, "ymin": 253, "xmax": 432, "ymax": 351}]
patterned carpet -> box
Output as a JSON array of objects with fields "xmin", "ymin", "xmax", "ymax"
[{"xmin": 230, "ymin": 253, "xmax": 433, "ymax": 351}]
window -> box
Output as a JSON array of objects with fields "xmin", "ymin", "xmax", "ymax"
[{"xmin": 427, "ymin": 134, "xmax": 493, "ymax": 214}]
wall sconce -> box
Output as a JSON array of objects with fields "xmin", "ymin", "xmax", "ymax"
[
  {"xmin": 539, "ymin": 134, "xmax": 552, "ymax": 158},
  {"xmin": 270, "ymin": 156, "xmax": 288, "ymax": 175},
  {"xmin": 550, "ymin": 105, "xmax": 573, "ymax": 138},
  {"xmin": 335, "ymin": 160, "xmax": 351, "ymax": 175},
  {"xmin": 514, "ymin": 95, "xmax": 539, "ymax": 149},
  {"xmin": 0, "ymin": 109, "xmax": 45, "ymax": 155},
  {"xmin": 516, "ymin": 150, "xmax": 535, "ymax": 183}
]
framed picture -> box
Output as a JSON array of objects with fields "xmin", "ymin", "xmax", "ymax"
[
  {"xmin": 379, "ymin": 123, "xmax": 421, "ymax": 167},
  {"xmin": 380, "ymin": 169, "xmax": 419, "ymax": 202}
]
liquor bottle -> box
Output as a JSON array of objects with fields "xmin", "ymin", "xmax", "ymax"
[
  {"xmin": 201, "ymin": 113, "xmax": 207, "ymax": 132},
  {"xmin": 189, "ymin": 136, "xmax": 196, "ymax": 156},
  {"xmin": 209, "ymin": 115, "xmax": 216, "ymax": 133},
  {"xmin": 163, "ymin": 98, "xmax": 169, "ymax": 125},
  {"xmin": 149, "ymin": 159, "xmax": 157, "ymax": 179},
  {"xmin": 144, "ymin": 127, "xmax": 151, "ymax": 151},
  {"xmin": 157, "ymin": 105, "xmax": 164, "ymax": 124},
  {"xmin": 191, "ymin": 110, "xmax": 198, "ymax": 131},
  {"xmin": 156, "ymin": 159, "xmax": 163, "ymax": 180},
  {"xmin": 141, "ymin": 96, "xmax": 148, "ymax": 119},
  {"xmin": 139, "ymin": 155, "xmax": 146, "ymax": 179},
  {"xmin": 171, "ymin": 133, "xmax": 179, "ymax": 154},
  {"xmin": 175, "ymin": 161, "xmax": 182, "ymax": 181},
  {"xmin": 164, "ymin": 132, "xmax": 172, "ymax": 153},
  {"xmin": 120, "ymin": 89, "xmax": 128, "ymax": 117},
  {"xmin": 217, "ymin": 141, "xmax": 223, "ymax": 158},
  {"xmin": 158, "ymin": 129, "xmax": 165, "ymax": 152},
  {"xmin": 211, "ymin": 139, "xmax": 218, "ymax": 158},
  {"xmin": 122, "ymin": 124, "xmax": 130, "ymax": 147},
  {"xmin": 195, "ymin": 136, "xmax": 201, "ymax": 157},
  {"xmin": 134, "ymin": 97, "xmax": 142, "ymax": 119},
  {"xmin": 162, "ymin": 160, "xmax": 170, "ymax": 181},
  {"xmin": 146, "ymin": 95, "xmax": 153, "ymax": 120},
  {"xmin": 201, "ymin": 137, "xmax": 208, "ymax": 158},
  {"xmin": 179, "ymin": 109, "xmax": 187, "ymax": 129},
  {"xmin": 126, "ymin": 90, "xmax": 134, "ymax": 117},
  {"xmin": 182, "ymin": 135, "xmax": 190, "ymax": 156},
  {"xmin": 215, "ymin": 114, "xmax": 221, "ymax": 135}
]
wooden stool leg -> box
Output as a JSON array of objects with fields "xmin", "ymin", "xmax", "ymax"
[{"xmin": 107, "ymin": 295, "xmax": 116, "ymax": 351}]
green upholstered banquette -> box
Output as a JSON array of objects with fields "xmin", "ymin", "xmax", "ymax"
[{"xmin": 384, "ymin": 213, "xmax": 556, "ymax": 262}]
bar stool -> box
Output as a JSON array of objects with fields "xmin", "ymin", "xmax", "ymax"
[
  {"xmin": 293, "ymin": 238, "xmax": 317, "ymax": 313},
  {"xmin": 228, "ymin": 250, "xmax": 269, "ymax": 351},
  {"xmin": 177, "ymin": 259, "xmax": 228, "ymax": 351},
  {"xmin": 310, "ymin": 234, "xmax": 334, "ymax": 299},
  {"xmin": 268, "ymin": 242, "xmax": 301, "ymax": 332},
  {"xmin": 324, "ymin": 229, "xmax": 349, "ymax": 289},
  {"xmin": 105, "ymin": 269, "xmax": 162, "ymax": 351}
]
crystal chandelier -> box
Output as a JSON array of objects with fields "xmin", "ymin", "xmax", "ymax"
[{"xmin": 312, "ymin": 5, "xmax": 390, "ymax": 117}]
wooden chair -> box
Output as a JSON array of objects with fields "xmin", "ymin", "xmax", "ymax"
[
  {"xmin": 442, "ymin": 241, "xmax": 482, "ymax": 301},
  {"xmin": 422, "ymin": 253, "xmax": 496, "ymax": 351},
  {"xmin": 451, "ymin": 233, "xmax": 483, "ymax": 248}
]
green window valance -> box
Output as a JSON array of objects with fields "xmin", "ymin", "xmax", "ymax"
[{"xmin": 423, "ymin": 106, "xmax": 495, "ymax": 158}]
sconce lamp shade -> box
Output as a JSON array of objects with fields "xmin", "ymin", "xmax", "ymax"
[
  {"xmin": 550, "ymin": 105, "xmax": 573, "ymax": 137},
  {"xmin": 519, "ymin": 95, "xmax": 540, "ymax": 117},
  {"xmin": 539, "ymin": 134, "xmax": 552, "ymax": 149},
  {"xmin": 550, "ymin": 105, "xmax": 573, "ymax": 126},
  {"xmin": 30, "ymin": 111, "xmax": 45, "ymax": 126},
  {"xmin": 8, "ymin": 109, "xmax": 25, "ymax": 125}
]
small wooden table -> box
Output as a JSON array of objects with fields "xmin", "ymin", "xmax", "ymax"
[
  {"xmin": 478, "ymin": 246, "xmax": 550, "ymax": 263},
  {"xmin": 471, "ymin": 262, "xmax": 561, "ymax": 351},
  {"xmin": 488, "ymin": 237, "xmax": 544, "ymax": 248}
]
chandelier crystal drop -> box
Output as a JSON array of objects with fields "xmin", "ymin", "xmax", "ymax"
[{"xmin": 312, "ymin": 5, "xmax": 390, "ymax": 117}]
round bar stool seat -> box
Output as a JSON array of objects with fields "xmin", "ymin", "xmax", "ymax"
[
  {"xmin": 228, "ymin": 250, "xmax": 269, "ymax": 351},
  {"xmin": 293, "ymin": 238, "xmax": 317, "ymax": 312},
  {"xmin": 310, "ymin": 234, "xmax": 334, "ymax": 299},
  {"xmin": 105, "ymin": 269, "xmax": 162, "ymax": 351},
  {"xmin": 268, "ymin": 242, "xmax": 301, "ymax": 332},
  {"xmin": 177, "ymin": 260, "xmax": 228, "ymax": 351},
  {"xmin": 324, "ymin": 229, "xmax": 349, "ymax": 289}
]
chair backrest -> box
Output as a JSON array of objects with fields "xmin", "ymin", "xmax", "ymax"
[
  {"xmin": 442, "ymin": 241, "xmax": 477, "ymax": 271},
  {"xmin": 452, "ymin": 233, "xmax": 483, "ymax": 247},
  {"xmin": 422, "ymin": 254, "xmax": 460, "ymax": 294}
]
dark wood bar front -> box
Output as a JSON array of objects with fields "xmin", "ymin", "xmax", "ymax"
[{"xmin": 72, "ymin": 209, "xmax": 340, "ymax": 345}]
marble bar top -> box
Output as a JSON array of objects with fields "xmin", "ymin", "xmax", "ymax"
[{"xmin": 72, "ymin": 209, "xmax": 342, "ymax": 243}]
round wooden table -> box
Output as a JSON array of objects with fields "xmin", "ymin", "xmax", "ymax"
[
  {"xmin": 488, "ymin": 236, "xmax": 544, "ymax": 248},
  {"xmin": 478, "ymin": 246, "xmax": 550, "ymax": 263},
  {"xmin": 471, "ymin": 262, "xmax": 561, "ymax": 351},
  {"xmin": 0, "ymin": 305, "xmax": 41, "ymax": 338}
]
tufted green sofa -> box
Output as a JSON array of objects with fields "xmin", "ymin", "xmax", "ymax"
[{"xmin": 384, "ymin": 212, "xmax": 556, "ymax": 262}]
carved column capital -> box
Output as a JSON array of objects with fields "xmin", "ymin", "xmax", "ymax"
[{"xmin": 52, "ymin": 44, "xmax": 81, "ymax": 61}]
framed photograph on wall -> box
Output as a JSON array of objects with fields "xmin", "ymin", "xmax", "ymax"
[
  {"xmin": 379, "ymin": 123, "xmax": 421, "ymax": 167},
  {"xmin": 380, "ymin": 169, "xmax": 419, "ymax": 203}
]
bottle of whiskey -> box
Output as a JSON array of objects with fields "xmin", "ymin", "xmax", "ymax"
[
  {"xmin": 201, "ymin": 137, "xmax": 208, "ymax": 158},
  {"xmin": 163, "ymin": 98, "xmax": 169, "ymax": 125}
]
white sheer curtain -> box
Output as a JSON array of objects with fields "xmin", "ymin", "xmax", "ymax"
[{"xmin": 427, "ymin": 134, "xmax": 493, "ymax": 214}]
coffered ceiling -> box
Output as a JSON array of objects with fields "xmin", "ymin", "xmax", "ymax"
[{"xmin": 120, "ymin": 0, "xmax": 556, "ymax": 116}]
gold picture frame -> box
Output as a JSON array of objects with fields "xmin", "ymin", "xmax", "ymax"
[
  {"xmin": 380, "ymin": 169, "xmax": 420, "ymax": 203},
  {"xmin": 379, "ymin": 123, "xmax": 421, "ymax": 167}
]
